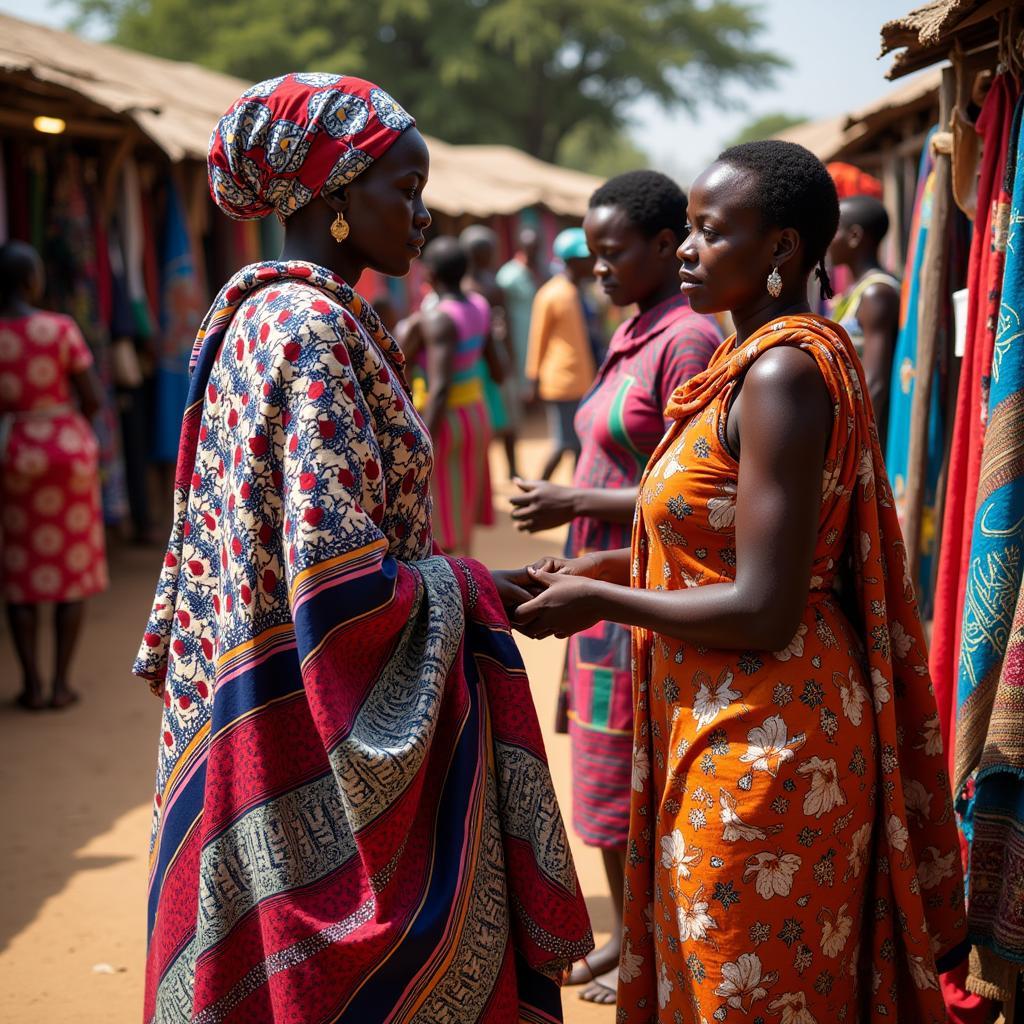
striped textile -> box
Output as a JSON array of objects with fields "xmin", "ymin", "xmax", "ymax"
[
  {"xmin": 565, "ymin": 294, "xmax": 720, "ymax": 847},
  {"xmin": 134, "ymin": 260, "xmax": 591, "ymax": 1023},
  {"xmin": 428, "ymin": 294, "xmax": 494, "ymax": 554}
]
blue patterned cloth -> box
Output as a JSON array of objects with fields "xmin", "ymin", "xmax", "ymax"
[
  {"xmin": 886, "ymin": 129, "xmax": 944, "ymax": 613},
  {"xmin": 955, "ymin": 94, "xmax": 1024, "ymax": 813}
]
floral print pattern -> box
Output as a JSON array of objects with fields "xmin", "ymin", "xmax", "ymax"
[
  {"xmin": 0, "ymin": 312, "xmax": 107, "ymax": 602},
  {"xmin": 617, "ymin": 316, "xmax": 967, "ymax": 1022}
]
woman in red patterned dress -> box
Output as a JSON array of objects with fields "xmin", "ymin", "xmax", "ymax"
[{"xmin": 0, "ymin": 241, "xmax": 107, "ymax": 709}]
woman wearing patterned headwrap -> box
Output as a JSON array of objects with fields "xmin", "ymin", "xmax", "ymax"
[{"xmin": 134, "ymin": 74, "xmax": 591, "ymax": 1024}]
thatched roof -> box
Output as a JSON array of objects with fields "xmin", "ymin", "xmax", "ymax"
[
  {"xmin": 880, "ymin": 0, "xmax": 1014, "ymax": 78},
  {"xmin": 0, "ymin": 13, "xmax": 600, "ymax": 217},
  {"xmin": 774, "ymin": 67, "xmax": 942, "ymax": 161}
]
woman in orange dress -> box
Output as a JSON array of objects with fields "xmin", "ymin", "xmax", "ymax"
[
  {"xmin": 0, "ymin": 241, "xmax": 107, "ymax": 709},
  {"xmin": 515, "ymin": 141, "xmax": 967, "ymax": 1021}
]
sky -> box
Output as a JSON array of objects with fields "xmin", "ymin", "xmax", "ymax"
[{"xmin": 0, "ymin": 0, "xmax": 925, "ymax": 184}]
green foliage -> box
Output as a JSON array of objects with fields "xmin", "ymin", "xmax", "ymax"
[
  {"xmin": 556, "ymin": 122, "xmax": 650, "ymax": 179},
  {"xmin": 725, "ymin": 112, "xmax": 808, "ymax": 147},
  {"xmin": 71, "ymin": 0, "xmax": 785, "ymax": 161}
]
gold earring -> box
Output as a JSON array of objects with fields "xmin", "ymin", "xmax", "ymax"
[
  {"xmin": 330, "ymin": 212, "xmax": 350, "ymax": 243},
  {"xmin": 766, "ymin": 265, "xmax": 783, "ymax": 298}
]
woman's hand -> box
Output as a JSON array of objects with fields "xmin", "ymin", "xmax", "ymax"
[
  {"xmin": 514, "ymin": 567, "xmax": 603, "ymax": 639},
  {"xmin": 509, "ymin": 478, "xmax": 578, "ymax": 532},
  {"xmin": 490, "ymin": 567, "xmax": 541, "ymax": 619},
  {"xmin": 529, "ymin": 553, "xmax": 604, "ymax": 579}
]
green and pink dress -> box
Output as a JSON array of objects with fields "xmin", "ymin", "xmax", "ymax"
[{"xmin": 565, "ymin": 293, "xmax": 719, "ymax": 846}]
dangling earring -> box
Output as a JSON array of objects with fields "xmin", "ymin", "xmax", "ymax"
[
  {"xmin": 330, "ymin": 212, "xmax": 350, "ymax": 243},
  {"xmin": 766, "ymin": 265, "xmax": 783, "ymax": 298}
]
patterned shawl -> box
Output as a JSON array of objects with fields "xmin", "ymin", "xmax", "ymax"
[
  {"xmin": 960, "ymin": 91, "xmax": 1024, "ymax": 997},
  {"xmin": 134, "ymin": 260, "xmax": 591, "ymax": 1023},
  {"xmin": 931, "ymin": 74, "xmax": 1020, "ymax": 753},
  {"xmin": 648, "ymin": 314, "xmax": 968, "ymax": 1016}
]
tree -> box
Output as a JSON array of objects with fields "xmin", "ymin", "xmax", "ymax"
[
  {"xmin": 71, "ymin": 0, "xmax": 785, "ymax": 162},
  {"xmin": 556, "ymin": 123, "xmax": 650, "ymax": 178},
  {"xmin": 725, "ymin": 112, "xmax": 808, "ymax": 147}
]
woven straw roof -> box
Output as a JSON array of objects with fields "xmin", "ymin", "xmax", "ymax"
[
  {"xmin": 0, "ymin": 13, "xmax": 600, "ymax": 217},
  {"xmin": 880, "ymin": 0, "xmax": 1011, "ymax": 78},
  {"xmin": 774, "ymin": 66, "xmax": 941, "ymax": 160}
]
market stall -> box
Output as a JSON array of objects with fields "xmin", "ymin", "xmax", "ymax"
[
  {"xmin": 881, "ymin": 2, "xmax": 1024, "ymax": 1017},
  {"xmin": 0, "ymin": 12, "xmax": 599, "ymax": 536}
]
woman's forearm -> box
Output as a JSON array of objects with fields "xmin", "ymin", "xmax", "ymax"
[
  {"xmin": 587, "ymin": 547, "xmax": 632, "ymax": 585},
  {"xmin": 571, "ymin": 486, "xmax": 638, "ymax": 525},
  {"xmin": 585, "ymin": 576, "xmax": 803, "ymax": 652}
]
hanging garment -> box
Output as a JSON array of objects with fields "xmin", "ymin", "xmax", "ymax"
[
  {"xmin": 120, "ymin": 157, "xmax": 155, "ymax": 339},
  {"xmin": 885, "ymin": 130, "xmax": 945, "ymax": 616},
  {"xmin": 47, "ymin": 152, "xmax": 128, "ymax": 525},
  {"xmin": 958, "ymin": 90, "xmax": 1024, "ymax": 1002},
  {"xmin": 932, "ymin": 74, "xmax": 1021, "ymax": 759},
  {"xmin": 154, "ymin": 178, "xmax": 206, "ymax": 463}
]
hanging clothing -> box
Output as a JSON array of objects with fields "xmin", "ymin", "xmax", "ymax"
[
  {"xmin": 885, "ymin": 132, "xmax": 944, "ymax": 616},
  {"xmin": 47, "ymin": 152, "xmax": 128, "ymax": 525},
  {"xmin": 155, "ymin": 178, "xmax": 206, "ymax": 463},
  {"xmin": 617, "ymin": 315, "xmax": 967, "ymax": 1023},
  {"xmin": 564, "ymin": 294, "xmax": 720, "ymax": 847},
  {"xmin": 0, "ymin": 311, "xmax": 107, "ymax": 603},
  {"xmin": 956, "ymin": 90, "xmax": 1024, "ymax": 1003},
  {"xmin": 134, "ymin": 261, "xmax": 592, "ymax": 1024},
  {"xmin": 931, "ymin": 74, "xmax": 1021, "ymax": 759},
  {"xmin": 120, "ymin": 158, "xmax": 156, "ymax": 339},
  {"xmin": 427, "ymin": 292, "xmax": 494, "ymax": 554}
]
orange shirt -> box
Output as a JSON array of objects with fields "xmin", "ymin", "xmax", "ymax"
[{"xmin": 525, "ymin": 273, "xmax": 595, "ymax": 401}]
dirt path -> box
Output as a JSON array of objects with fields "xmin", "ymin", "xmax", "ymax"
[{"xmin": 0, "ymin": 428, "xmax": 616, "ymax": 1023}]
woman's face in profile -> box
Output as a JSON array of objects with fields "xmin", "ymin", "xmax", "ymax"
[
  {"xmin": 584, "ymin": 203, "xmax": 676, "ymax": 309},
  {"xmin": 677, "ymin": 161, "xmax": 777, "ymax": 316},
  {"xmin": 343, "ymin": 128, "xmax": 432, "ymax": 278}
]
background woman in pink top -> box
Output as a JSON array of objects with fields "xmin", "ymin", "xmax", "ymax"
[
  {"xmin": 399, "ymin": 235, "xmax": 506, "ymax": 554},
  {"xmin": 0, "ymin": 241, "xmax": 107, "ymax": 710}
]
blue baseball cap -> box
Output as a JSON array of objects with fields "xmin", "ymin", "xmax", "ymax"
[{"xmin": 553, "ymin": 227, "xmax": 591, "ymax": 261}]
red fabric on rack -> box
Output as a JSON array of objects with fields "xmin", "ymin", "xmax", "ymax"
[{"xmin": 929, "ymin": 74, "xmax": 1018, "ymax": 760}]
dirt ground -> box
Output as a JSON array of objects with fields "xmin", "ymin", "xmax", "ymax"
[{"xmin": 0, "ymin": 424, "xmax": 616, "ymax": 1024}]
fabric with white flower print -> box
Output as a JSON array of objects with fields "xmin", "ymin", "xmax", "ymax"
[{"xmin": 617, "ymin": 316, "xmax": 966, "ymax": 1021}]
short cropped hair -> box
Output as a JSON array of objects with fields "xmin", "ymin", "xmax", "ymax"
[{"xmin": 589, "ymin": 169, "xmax": 688, "ymax": 243}]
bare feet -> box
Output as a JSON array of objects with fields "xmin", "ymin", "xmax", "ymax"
[
  {"xmin": 16, "ymin": 687, "xmax": 47, "ymax": 712},
  {"xmin": 579, "ymin": 966, "xmax": 618, "ymax": 1005},
  {"xmin": 566, "ymin": 936, "xmax": 621, "ymax": 985},
  {"xmin": 50, "ymin": 683, "xmax": 81, "ymax": 709}
]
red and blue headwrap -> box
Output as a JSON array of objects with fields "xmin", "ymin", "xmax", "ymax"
[{"xmin": 208, "ymin": 73, "xmax": 416, "ymax": 222}]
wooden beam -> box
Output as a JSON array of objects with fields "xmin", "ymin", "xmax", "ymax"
[{"xmin": 0, "ymin": 106, "xmax": 132, "ymax": 141}]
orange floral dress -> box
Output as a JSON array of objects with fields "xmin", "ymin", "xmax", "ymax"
[{"xmin": 617, "ymin": 316, "xmax": 967, "ymax": 1023}]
